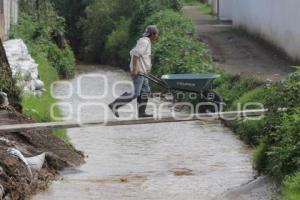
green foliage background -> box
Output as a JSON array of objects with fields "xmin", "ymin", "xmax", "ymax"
[
  {"xmin": 9, "ymin": 0, "xmax": 76, "ymax": 141},
  {"xmin": 11, "ymin": 11, "xmax": 75, "ymax": 79},
  {"xmin": 0, "ymin": 65, "xmax": 21, "ymax": 102}
]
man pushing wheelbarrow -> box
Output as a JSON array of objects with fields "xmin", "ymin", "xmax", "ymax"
[{"xmin": 109, "ymin": 25, "xmax": 159, "ymax": 118}]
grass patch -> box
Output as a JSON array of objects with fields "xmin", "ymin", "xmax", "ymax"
[
  {"xmin": 10, "ymin": 4, "xmax": 76, "ymax": 143},
  {"xmin": 21, "ymin": 44, "xmax": 69, "ymax": 142},
  {"xmin": 282, "ymin": 172, "xmax": 300, "ymax": 200},
  {"xmin": 215, "ymin": 74, "xmax": 264, "ymax": 110},
  {"xmin": 196, "ymin": 2, "xmax": 212, "ymax": 14},
  {"xmin": 181, "ymin": 0, "xmax": 212, "ymax": 15},
  {"xmin": 230, "ymin": 86, "xmax": 268, "ymax": 111}
]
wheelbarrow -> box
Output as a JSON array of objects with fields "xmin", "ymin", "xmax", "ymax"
[{"xmin": 140, "ymin": 73, "xmax": 224, "ymax": 113}]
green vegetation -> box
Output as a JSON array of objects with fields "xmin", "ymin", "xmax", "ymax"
[
  {"xmin": 214, "ymin": 74, "xmax": 264, "ymax": 108},
  {"xmin": 257, "ymin": 73, "xmax": 300, "ymax": 177},
  {"xmin": 282, "ymin": 172, "xmax": 300, "ymax": 200},
  {"xmin": 9, "ymin": 1, "xmax": 76, "ymax": 142},
  {"xmin": 50, "ymin": 0, "xmax": 92, "ymax": 56},
  {"xmin": 0, "ymin": 64, "xmax": 21, "ymax": 102},
  {"xmin": 51, "ymin": 0, "xmax": 182, "ymax": 64},
  {"xmin": 104, "ymin": 18, "xmax": 131, "ymax": 67},
  {"xmin": 47, "ymin": 42, "xmax": 75, "ymax": 78},
  {"xmin": 230, "ymin": 86, "xmax": 269, "ymax": 111},
  {"xmin": 11, "ymin": 12, "xmax": 75, "ymax": 79},
  {"xmin": 227, "ymin": 70, "xmax": 300, "ymax": 198},
  {"xmin": 79, "ymin": 0, "xmax": 116, "ymax": 62},
  {"xmin": 144, "ymin": 10, "xmax": 212, "ymax": 76},
  {"xmin": 197, "ymin": 2, "xmax": 212, "ymax": 14},
  {"xmin": 21, "ymin": 46, "xmax": 68, "ymax": 141},
  {"xmin": 182, "ymin": 0, "xmax": 203, "ymax": 5},
  {"xmin": 181, "ymin": 0, "xmax": 212, "ymax": 14}
]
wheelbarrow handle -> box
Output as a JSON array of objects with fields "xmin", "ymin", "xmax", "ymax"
[{"xmin": 139, "ymin": 73, "xmax": 170, "ymax": 90}]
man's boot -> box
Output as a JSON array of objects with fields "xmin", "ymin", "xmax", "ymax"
[
  {"xmin": 109, "ymin": 92, "xmax": 135, "ymax": 118},
  {"xmin": 137, "ymin": 95, "xmax": 153, "ymax": 118}
]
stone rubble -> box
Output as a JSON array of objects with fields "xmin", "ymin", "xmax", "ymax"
[{"xmin": 3, "ymin": 39, "xmax": 44, "ymax": 95}]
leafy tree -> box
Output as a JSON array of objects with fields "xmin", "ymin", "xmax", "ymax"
[
  {"xmin": 79, "ymin": 0, "xmax": 115, "ymax": 62},
  {"xmin": 51, "ymin": 0, "xmax": 93, "ymax": 56},
  {"xmin": 12, "ymin": 1, "xmax": 75, "ymax": 78}
]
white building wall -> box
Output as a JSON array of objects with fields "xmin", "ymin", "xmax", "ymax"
[
  {"xmin": 233, "ymin": 0, "xmax": 300, "ymax": 61},
  {"xmin": 219, "ymin": 0, "xmax": 234, "ymax": 21}
]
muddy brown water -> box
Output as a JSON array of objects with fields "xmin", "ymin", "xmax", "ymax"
[{"xmin": 33, "ymin": 65, "xmax": 274, "ymax": 200}]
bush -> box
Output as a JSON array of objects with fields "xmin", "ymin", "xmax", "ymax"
[
  {"xmin": 215, "ymin": 74, "xmax": 264, "ymax": 109},
  {"xmin": 11, "ymin": 1, "xmax": 74, "ymax": 141},
  {"xmin": 233, "ymin": 70, "xmax": 300, "ymax": 181},
  {"xmin": 253, "ymin": 142, "xmax": 269, "ymax": 172},
  {"xmin": 265, "ymin": 71, "xmax": 300, "ymax": 112},
  {"xmin": 145, "ymin": 9, "xmax": 195, "ymax": 36},
  {"xmin": 282, "ymin": 172, "xmax": 300, "ymax": 200},
  {"xmin": 79, "ymin": 0, "xmax": 114, "ymax": 62},
  {"xmin": 47, "ymin": 43, "xmax": 75, "ymax": 78},
  {"xmin": 225, "ymin": 70, "xmax": 300, "ymax": 189},
  {"xmin": 0, "ymin": 64, "xmax": 21, "ymax": 102},
  {"xmin": 234, "ymin": 119, "xmax": 266, "ymax": 145},
  {"xmin": 50, "ymin": 0, "xmax": 91, "ymax": 56},
  {"xmin": 11, "ymin": 5, "xmax": 75, "ymax": 79},
  {"xmin": 264, "ymin": 111, "xmax": 300, "ymax": 179},
  {"xmin": 142, "ymin": 10, "xmax": 213, "ymax": 76},
  {"xmin": 230, "ymin": 86, "xmax": 269, "ymax": 111},
  {"xmin": 78, "ymin": 0, "xmax": 181, "ymax": 63},
  {"xmin": 224, "ymin": 86, "xmax": 269, "ymax": 146},
  {"xmin": 257, "ymin": 73, "xmax": 300, "ymax": 171},
  {"xmin": 129, "ymin": 0, "xmax": 182, "ymax": 46},
  {"xmin": 104, "ymin": 18, "xmax": 131, "ymax": 67},
  {"xmin": 10, "ymin": 13, "xmax": 38, "ymax": 42},
  {"xmin": 22, "ymin": 45, "xmax": 68, "ymax": 142},
  {"xmin": 181, "ymin": 0, "xmax": 202, "ymax": 4}
]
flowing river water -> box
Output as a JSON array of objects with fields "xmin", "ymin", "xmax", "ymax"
[{"xmin": 33, "ymin": 65, "xmax": 276, "ymax": 200}]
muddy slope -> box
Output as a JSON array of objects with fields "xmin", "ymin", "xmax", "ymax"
[{"xmin": 0, "ymin": 106, "xmax": 84, "ymax": 200}]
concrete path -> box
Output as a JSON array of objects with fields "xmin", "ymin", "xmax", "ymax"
[
  {"xmin": 183, "ymin": 6, "xmax": 297, "ymax": 81},
  {"xmin": 214, "ymin": 176, "xmax": 279, "ymax": 200}
]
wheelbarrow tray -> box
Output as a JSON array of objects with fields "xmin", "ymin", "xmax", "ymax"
[{"xmin": 161, "ymin": 73, "xmax": 220, "ymax": 93}]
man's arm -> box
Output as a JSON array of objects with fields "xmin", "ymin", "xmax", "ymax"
[{"xmin": 131, "ymin": 55, "xmax": 139, "ymax": 78}]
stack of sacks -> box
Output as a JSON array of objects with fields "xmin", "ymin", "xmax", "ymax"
[{"xmin": 3, "ymin": 39, "xmax": 44, "ymax": 95}]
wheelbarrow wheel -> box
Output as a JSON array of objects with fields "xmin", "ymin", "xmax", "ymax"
[{"xmin": 197, "ymin": 90, "xmax": 224, "ymax": 113}]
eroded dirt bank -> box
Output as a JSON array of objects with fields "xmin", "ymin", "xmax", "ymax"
[{"xmin": 0, "ymin": 106, "xmax": 84, "ymax": 199}]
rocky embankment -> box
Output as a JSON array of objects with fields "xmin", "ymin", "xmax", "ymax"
[
  {"xmin": 0, "ymin": 105, "xmax": 84, "ymax": 199},
  {"xmin": 3, "ymin": 39, "xmax": 45, "ymax": 95}
]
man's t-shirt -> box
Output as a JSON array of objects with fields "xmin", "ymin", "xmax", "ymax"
[{"xmin": 129, "ymin": 37, "xmax": 152, "ymax": 74}]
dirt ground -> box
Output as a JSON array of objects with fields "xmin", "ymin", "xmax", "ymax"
[
  {"xmin": 182, "ymin": 6, "xmax": 297, "ymax": 81},
  {"xmin": 0, "ymin": 106, "xmax": 84, "ymax": 200}
]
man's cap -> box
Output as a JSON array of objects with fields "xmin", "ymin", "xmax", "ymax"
[{"xmin": 143, "ymin": 25, "xmax": 159, "ymax": 37}]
